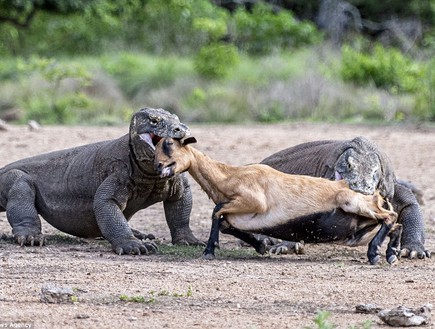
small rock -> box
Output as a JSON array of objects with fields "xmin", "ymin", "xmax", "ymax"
[
  {"xmin": 75, "ymin": 314, "xmax": 90, "ymax": 319},
  {"xmin": 355, "ymin": 303, "xmax": 382, "ymax": 314},
  {"xmin": 378, "ymin": 304, "xmax": 432, "ymax": 327},
  {"xmin": 40, "ymin": 283, "xmax": 76, "ymax": 303},
  {"xmin": 28, "ymin": 120, "xmax": 41, "ymax": 131}
]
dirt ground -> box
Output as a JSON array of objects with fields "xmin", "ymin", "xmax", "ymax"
[{"xmin": 0, "ymin": 122, "xmax": 434, "ymax": 329}]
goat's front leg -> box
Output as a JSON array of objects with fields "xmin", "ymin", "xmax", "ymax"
[
  {"xmin": 367, "ymin": 222, "xmax": 389, "ymax": 265},
  {"xmin": 385, "ymin": 223, "xmax": 402, "ymax": 264},
  {"xmin": 203, "ymin": 203, "xmax": 226, "ymax": 260},
  {"xmin": 367, "ymin": 221, "xmax": 402, "ymax": 265}
]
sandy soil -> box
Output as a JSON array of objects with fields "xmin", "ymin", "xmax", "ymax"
[{"xmin": 0, "ymin": 122, "xmax": 434, "ymax": 329}]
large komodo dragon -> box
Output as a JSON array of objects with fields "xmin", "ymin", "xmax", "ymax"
[
  {"xmin": 0, "ymin": 107, "xmax": 202, "ymax": 255},
  {"xmin": 260, "ymin": 136, "xmax": 430, "ymax": 261}
]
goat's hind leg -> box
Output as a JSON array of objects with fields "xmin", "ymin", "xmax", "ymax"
[{"xmin": 220, "ymin": 228, "xmax": 269, "ymax": 255}]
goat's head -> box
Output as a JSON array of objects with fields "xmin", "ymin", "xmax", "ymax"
[
  {"xmin": 337, "ymin": 189, "xmax": 397, "ymax": 223},
  {"xmin": 154, "ymin": 136, "xmax": 197, "ymax": 178}
]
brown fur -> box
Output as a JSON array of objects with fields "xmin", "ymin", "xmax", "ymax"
[{"xmin": 155, "ymin": 138, "xmax": 397, "ymax": 233}]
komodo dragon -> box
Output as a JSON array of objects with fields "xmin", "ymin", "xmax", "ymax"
[
  {"xmin": 0, "ymin": 107, "xmax": 202, "ymax": 255},
  {"xmin": 259, "ymin": 136, "xmax": 430, "ymax": 261}
]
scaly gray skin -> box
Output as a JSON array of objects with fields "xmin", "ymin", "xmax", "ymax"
[
  {"xmin": 0, "ymin": 107, "xmax": 202, "ymax": 255},
  {"xmin": 260, "ymin": 136, "xmax": 430, "ymax": 260}
]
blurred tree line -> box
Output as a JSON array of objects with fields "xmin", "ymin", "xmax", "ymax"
[
  {"xmin": 0, "ymin": 0, "xmax": 433, "ymax": 56},
  {"xmin": 0, "ymin": 0, "xmax": 434, "ymax": 124}
]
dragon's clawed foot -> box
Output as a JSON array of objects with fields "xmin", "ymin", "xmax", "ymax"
[
  {"xmin": 172, "ymin": 232, "xmax": 206, "ymax": 247},
  {"xmin": 131, "ymin": 228, "xmax": 156, "ymax": 241},
  {"xmin": 399, "ymin": 246, "xmax": 431, "ymax": 260},
  {"xmin": 15, "ymin": 233, "xmax": 45, "ymax": 247},
  {"xmin": 114, "ymin": 239, "xmax": 158, "ymax": 256},
  {"xmin": 266, "ymin": 240, "xmax": 305, "ymax": 255}
]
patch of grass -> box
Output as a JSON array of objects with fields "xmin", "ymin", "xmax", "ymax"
[
  {"xmin": 305, "ymin": 311, "xmax": 336, "ymax": 329},
  {"xmin": 120, "ymin": 286, "xmax": 193, "ymax": 304},
  {"xmin": 158, "ymin": 244, "xmax": 205, "ymax": 259},
  {"xmin": 305, "ymin": 310, "xmax": 373, "ymax": 329},
  {"xmin": 119, "ymin": 294, "xmax": 155, "ymax": 304},
  {"xmin": 158, "ymin": 244, "xmax": 260, "ymax": 260}
]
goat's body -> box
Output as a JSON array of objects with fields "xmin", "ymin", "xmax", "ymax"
[
  {"xmin": 172, "ymin": 145, "xmax": 393, "ymax": 227},
  {"xmin": 220, "ymin": 169, "xmax": 349, "ymax": 231},
  {"xmin": 155, "ymin": 137, "xmax": 398, "ymax": 263}
]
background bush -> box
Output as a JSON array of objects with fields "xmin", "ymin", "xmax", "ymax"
[
  {"xmin": 340, "ymin": 44, "xmax": 424, "ymax": 93},
  {"xmin": 194, "ymin": 43, "xmax": 240, "ymax": 79},
  {"xmin": 0, "ymin": 0, "xmax": 433, "ymax": 124}
]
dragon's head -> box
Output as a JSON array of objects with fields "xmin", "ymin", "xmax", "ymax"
[
  {"xmin": 334, "ymin": 137, "xmax": 394, "ymax": 196},
  {"xmin": 129, "ymin": 107, "xmax": 190, "ymax": 161}
]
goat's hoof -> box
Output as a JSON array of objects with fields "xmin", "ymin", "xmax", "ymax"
[
  {"xmin": 369, "ymin": 255, "xmax": 380, "ymax": 265},
  {"xmin": 256, "ymin": 240, "xmax": 268, "ymax": 255},
  {"xmin": 203, "ymin": 253, "xmax": 215, "ymax": 260},
  {"xmin": 387, "ymin": 254, "xmax": 399, "ymax": 265}
]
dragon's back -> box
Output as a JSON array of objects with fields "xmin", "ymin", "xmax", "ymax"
[{"xmin": 261, "ymin": 139, "xmax": 346, "ymax": 178}]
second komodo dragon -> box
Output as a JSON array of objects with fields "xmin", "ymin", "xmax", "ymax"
[
  {"xmin": 0, "ymin": 107, "xmax": 202, "ymax": 255},
  {"xmin": 261, "ymin": 136, "xmax": 430, "ymax": 260}
]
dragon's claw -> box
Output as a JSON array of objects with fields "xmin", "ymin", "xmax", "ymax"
[{"xmin": 14, "ymin": 233, "xmax": 45, "ymax": 247}]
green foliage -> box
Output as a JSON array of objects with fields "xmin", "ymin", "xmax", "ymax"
[
  {"xmin": 232, "ymin": 2, "xmax": 322, "ymax": 54},
  {"xmin": 305, "ymin": 311, "xmax": 336, "ymax": 329},
  {"xmin": 256, "ymin": 102, "xmax": 286, "ymax": 123},
  {"xmin": 27, "ymin": 56, "xmax": 91, "ymax": 87},
  {"xmin": 341, "ymin": 44, "xmax": 424, "ymax": 93},
  {"xmin": 194, "ymin": 43, "xmax": 240, "ymax": 79},
  {"xmin": 119, "ymin": 294, "xmax": 154, "ymax": 303},
  {"xmin": 101, "ymin": 52, "xmax": 192, "ymax": 97},
  {"xmin": 0, "ymin": 0, "xmax": 145, "ymax": 56},
  {"xmin": 305, "ymin": 311, "xmax": 373, "ymax": 329},
  {"xmin": 119, "ymin": 286, "xmax": 193, "ymax": 304},
  {"xmin": 14, "ymin": 56, "xmax": 99, "ymax": 124},
  {"xmin": 143, "ymin": 0, "xmax": 230, "ymax": 54},
  {"xmin": 413, "ymin": 57, "xmax": 435, "ymax": 121}
]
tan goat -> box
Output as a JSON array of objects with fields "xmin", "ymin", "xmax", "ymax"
[{"xmin": 154, "ymin": 137, "xmax": 398, "ymax": 260}]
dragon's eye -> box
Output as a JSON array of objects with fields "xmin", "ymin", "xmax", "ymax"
[
  {"xmin": 347, "ymin": 156, "xmax": 356, "ymax": 169},
  {"xmin": 149, "ymin": 115, "xmax": 161, "ymax": 125}
]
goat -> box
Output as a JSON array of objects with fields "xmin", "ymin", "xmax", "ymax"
[{"xmin": 154, "ymin": 137, "xmax": 399, "ymax": 264}]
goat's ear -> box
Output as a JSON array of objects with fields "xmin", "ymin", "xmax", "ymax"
[{"xmin": 182, "ymin": 136, "xmax": 197, "ymax": 145}]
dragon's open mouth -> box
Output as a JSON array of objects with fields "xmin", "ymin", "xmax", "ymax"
[{"xmin": 139, "ymin": 133, "xmax": 163, "ymax": 150}]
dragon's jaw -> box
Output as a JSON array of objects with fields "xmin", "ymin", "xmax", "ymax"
[{"xmin": 139, "ymin": 133, "xmax": 163, "ymax": 150}]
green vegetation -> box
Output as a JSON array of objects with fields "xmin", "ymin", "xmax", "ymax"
[
  {"xmin": 157, "ymin": 244, "xmax": 260, "ymax": 260},
  {"xmin": 0, "ymin": 0, "xmax": 433, "ymax": 125},
  {"xmin": 119, "ymin": 286, "xmax": 193, "ymax": 304},
  {"xmin": 305, "ymin": 310, "xmax": 373, "ymax": 329}
]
